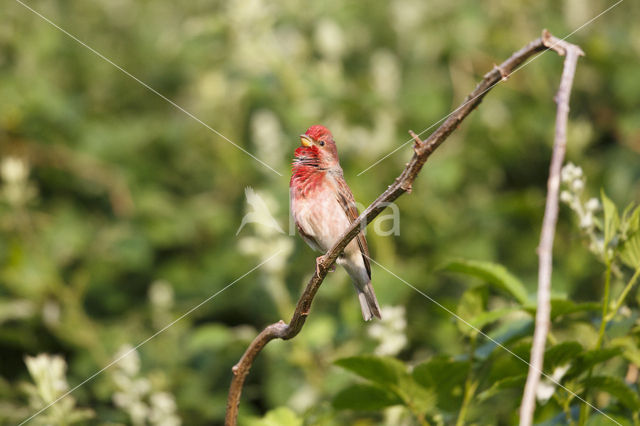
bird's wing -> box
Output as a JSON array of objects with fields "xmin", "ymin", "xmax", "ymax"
[
  {"xmin": 333, "ymin": 176, "xmax": 371, "ymax": 279},
  {"xmin": 296, "ymin": 221, "xmax": 322, "ymax": 252}
]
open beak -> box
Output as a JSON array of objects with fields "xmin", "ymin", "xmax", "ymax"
[{"xmin": 299, "ymin": 134, "xmax": 313, "ymax": 147}]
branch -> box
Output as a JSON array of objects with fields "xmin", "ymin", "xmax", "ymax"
[
  {"xmin": 519, "ymin": 33, "xmax": 584, "ymax": 426},
  {"xmin": 226, "ymin": 30, "xmax": 566, "ymax": 425}
]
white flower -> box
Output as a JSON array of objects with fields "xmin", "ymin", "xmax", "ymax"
[
  {"xmin": 371, "ymin": 50, "xmax": 401, "ymax": 101},
  {"xmin": 251, "ymin": 109, "xmax": 285, "ymax": 169},
  {"xmin": 560, "ymin": 163, "xmax": 583, "ymax": 184},
  {"xmin": 573, "ymin": 165, "xmax": 583, "ymax": 179},
  {"xmin": 114, "ymin": 344, "xmax": 141, "ymax": 376},
  {"xmin": 560, "ymin": 163, "xmax": 574, "ymax": 184},
  {"xmin": 24, "ymin": 354, "xmax": 93, "ymax": 422},
  {"xmin": 585, "ymin": 197, "xmax": 600, "ymax": 212},
  {"xmin": 1, "ymin": 157, "xmax": 28, "ymax": 183},
  {"xmin": 149, "ymin": 280, "xmax": 174, "ymax": 309},
  {"xmin": 113, "ymin": 391, "xmax": 131, "ymax": 409},
  {"xmin": 149, "ymin": 392, "xmax": 181, "ymax": 426},
  {"xmin": 536, "ymin": 364, "xmax": 570, "ymax": 403},
  {"xmin": 559, "ymin": 191, "xmax": 573, "ymax": 203},
  {"xmin": 25, "ymin": 354, "xmax": 69, "ymax": 404},
  {"xmin": 131, "ymin": 378, "xmax": 152, "ymax": 398},
  {"xmin": 150, "ymin": 392, "xmax": 176, "ymax": 414},
  {"xmin": 570, "ymin": 178, "xmax": 584, "ymax": 193},
  {"xmin": 315, "ymin": 19, "xmax": 345, "ymax": 59},
  {"xmin": 579, "ymin": 212, "xmax": 593, "ymax": 229},
  {"xmin": 590, "ymin": 237, "xmax": 605, "ymax": 256},
  {"xmin": 368, "ymin": 306, "xmax": 408, "ymax": 356},
  {"xmin": 129, "ymin": 401, "xmax": 150, "ymax": 426}
]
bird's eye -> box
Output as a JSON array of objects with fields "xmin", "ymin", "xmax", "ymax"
[{"xmin": 319, "ymin": 141, "xmax": 325, "ymax": 147}]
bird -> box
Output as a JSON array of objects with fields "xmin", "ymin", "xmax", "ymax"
[{"xmin": 290, "ymin": 125, "xmax": 382, "ymax": 321}]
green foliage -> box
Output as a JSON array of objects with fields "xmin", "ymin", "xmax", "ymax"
[
  {"xmin": 620, "ymin": 204, "xmax": 640, "ymax": 269},
  {"xmin": 581, "ymin": 376, "xmax": 640, "ymax": 411},
  {"xmin": 412, "ymin": 357, "xmax": 469, "ymax": 412},
  {"xmin": 334, "ymin": 356, "xmax": 407, "ymax": 387},
  {"xmin": 601, "ymin": 190, "xmax": 620, "ymax": 256},
  {"xmin": 443, "ymin": 259, "xmax": 529, "ymax": 305},
  {"xmin": 245, "ymin": 407, "xmax": 303, "ymax": 426},
  {"xmin": 332, "ymin": 384, "xmax": 402, "ymax": 411},
  {"xmin": 335, "ymin": 189, "xmax": 640, "ymax": 424},
  {"xmin": 334, "ymin": 356, "xmax": 436, "ymax": 419},
  {"xmin": 543, "ymin": 341, "xmax": 582, "ymax": 371}
]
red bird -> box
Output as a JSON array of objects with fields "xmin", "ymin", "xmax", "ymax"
[{"xmin": 290, "ymin": 125, "xmax": 382, "ymax": 321}]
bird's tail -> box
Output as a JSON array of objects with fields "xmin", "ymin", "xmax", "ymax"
[{"xmin": 356, "ymin": 282, "xmax": 382, "ymax": 321}]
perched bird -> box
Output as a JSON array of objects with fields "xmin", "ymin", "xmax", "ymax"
[{"xmin": 290, "ymin": 125, "xmax": 382, "ymax": 321}]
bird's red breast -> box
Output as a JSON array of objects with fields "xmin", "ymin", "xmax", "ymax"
[{"xmin": 291, "ymin": 145, "xmax": 325, "ymax": 198}]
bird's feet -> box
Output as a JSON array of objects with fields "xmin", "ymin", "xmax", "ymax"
[
  {"xmin": 315, "ymin": 256, "xmax": 323, "ymax": 276},
  {"xmin": 315, "ymin": 256, "xmax": 336, "ymax": 275}
]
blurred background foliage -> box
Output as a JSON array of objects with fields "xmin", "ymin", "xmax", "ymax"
[{"xmin": 1, "ymin": 0, "xmax": 640, "ymax": 424}]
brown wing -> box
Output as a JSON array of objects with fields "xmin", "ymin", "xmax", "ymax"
[
  {"xmin": 334, "ymin": 175, "xmax": 372, "ymax": 279},
  {"xmin": 296, "ymin": 221, "xmax": 322, "ymax": 252}
]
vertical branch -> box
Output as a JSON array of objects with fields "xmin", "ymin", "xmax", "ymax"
[{"xmin": 519, "ymin": 33, "xmax": 584, "ymax": 426}]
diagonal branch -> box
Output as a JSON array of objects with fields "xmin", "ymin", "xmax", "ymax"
[
  {"xmin": 226, "ymin": 30, "xmax": 574, "ymax": 426},
  {"xmin": 519, "ymin": 34, "xmax": 584, "ymax": 426}
]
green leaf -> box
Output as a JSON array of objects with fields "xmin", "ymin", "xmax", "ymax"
[
  {"xmin": 444, "ymin": 259, "xmax": 529, "ymax": 304},
  {"xmin": 245, "ymin": 407, "xmax": 303, "ymax": 426},
  {"xmin": 332, "ymin": 384, "xmax": 402, "ymax": 411},
  {"xmin": 549, "ymin": 299, "xmax": 601, "ymax": 319},
  {"xmin": 610, "ymin": 336, "xmax": 640, "ymax": 365},
  {"xmin": 477, "ymin": 375, "xmax": 526, "ymax": 402},
  {"xmin": 585, "ymin": 414, "xmax": 632, "ymax": 426},
  {"xmin": 456, "ymin": 287, "xmax": 485, "ymax": 336},
  {"xmin": 475, "ymin": 319, "xmax": 533, "ymax": 360},
  {"xmin": 566, "ymin": 347, "xmax": 622, "ymax": 379},
  {"xmin": 524, "ymin": 299, "xmax": 600, "ymax": 320},
  {"xmin": 620, "ymin": 203, "xmax": 640, "ymax": 236},
  {"xmin": 601, "ymin": 189, "xmax": 619, "ymax": 250},
  {"xmin": 620, "ymin": 232, "xmax": 640, "ymax": 269},
  {"xmin": 544, "ymin": 341, "xmax": 582, "ymax": 371},
  {"xmin": 334, "ymin": 356, "xmax": 407, "ymax": 386},
  {"xmin": 186, "ymin": 324, "xmax": 233, "ymax": 354},
  {"xmin": 413, "ymin": 357, "xmax": 469, "ymax": 412},
  {"xmin": 470, "ymin": 307, "xmax": 522, "ymax": 329},
  {"xmin": 582, "ymin": 375, "xmax": 640, "ymax": 411},
  {"xmin": 401, "ymin": 377, "xmax": 438, "ymax": 415}
]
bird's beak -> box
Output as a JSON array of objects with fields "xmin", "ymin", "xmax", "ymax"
[{"xmin": 299, "ymin": 134, "xmax": 313, "ymax": 147}]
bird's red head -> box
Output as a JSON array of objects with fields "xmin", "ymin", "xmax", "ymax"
[
  {"xmin": 305, "ymin": 125, "xmax": 332, "ymax": 141},
  {"xmin": 294, "ymin": 125, "xmax": 339, "ymax": 168}
]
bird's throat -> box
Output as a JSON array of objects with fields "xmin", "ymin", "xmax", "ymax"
[{"xmin": 291, "ymin": 148, "xmax": 325, "ymax": 198}]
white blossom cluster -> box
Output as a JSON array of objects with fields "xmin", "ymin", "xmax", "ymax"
[
  {"xmin": 112, "ymin": 345, "xmax": 181, "ymax": 426},
  {"xmin": 559, "ymin": 163, "xmax": 604, "ymax": 257},
  {"xmin": 535, "ymin": 364, "xmax": 570, "ymax": 403},
  {"xmin": 1, "ymin": 156, "xmax": 37, "ymax": 208},
  {"xmin": 148, "ymin": 280, "xmax": 175, "ymax": 330},
  {"xmin": 23, "ymin": 354, "xmax": 93, "ymax": 424},
  {"xmin": 367, "ymin": 306, "xmax": 408, "ymax": 356}
]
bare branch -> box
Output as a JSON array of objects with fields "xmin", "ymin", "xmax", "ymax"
[
  {"xmin": 226, "ymin": 30, "xmax": 575, "ymax": 426},
  {"xmin": 519, "ymin": 32, "xmax": 584, "ymax": 426}
]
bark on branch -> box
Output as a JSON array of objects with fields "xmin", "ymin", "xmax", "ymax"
[
  {"xmin": 226, "ymin": 30, "xmax": 576, "ymax": 425},
  {"xmin": 519, "ymin": 34, "xmax": 584, "ymax": 426}
]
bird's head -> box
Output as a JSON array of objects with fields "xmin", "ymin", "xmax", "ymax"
[{"xmin": 296, "ymin": 125, "xmax": 340, "ymax": 168}]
